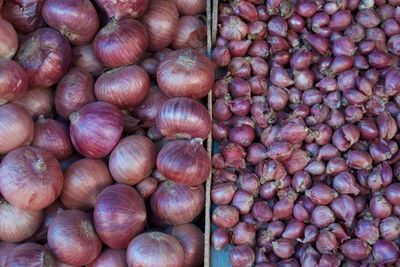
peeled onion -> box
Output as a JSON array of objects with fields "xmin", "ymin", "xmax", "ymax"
[
  {"xmin": 0, "ymin": 146, "xmax": 64, "ymax": 211},
  {"xmin": 14, "ymin": 88, "xmax": 54, "ymax": 120},
  {"xmin": 94, "ymin": 0, "xmax": 149, "ymax": 20},
  {"xmin": 94, "ymin": 184, "xmax": 146, "ymax": 249},
  {"xmin": 0, "ymin": 59, "xmax": 28, "ymax": 104},
  {"xmin": 60, "ymin": 158, "xmax": 113, "ymax": 209},
  {"xmin": 0, "ymin": 103, "xmax": 33, "ymax": 154},
  {"xmin": 172, "ymin": 16, "xmax": 206, "ymax": 50},
  {"xmin": 94, "ymin": 65, "xmax": 150, "ymax": 109},
  {"xmin": 109, "ymin": 135, "xmax": 156, "ymax": 185},
  {"xmin": 0, "ymin": 19, "xmax": 18, "ymax": 59},
  {"xmin": 157, "ymin": 48, "xmax": 215, "ymax": 99}
]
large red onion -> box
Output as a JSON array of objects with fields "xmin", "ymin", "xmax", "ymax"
[
  {"xmin": 0, "ymin": 197, "xmax": 43, "ymax": 242},
  {"xmin": 33, "ymin": 117, "xmax": 73, "ymax": 160},
  {"xmin": 13, "ymin": 87, "xmax": 54, "ymax": 120},
  {"xmin": 0, "ymin": 59, "xmax": 28, "ymax": 104},
  {"xmin": 155, "ymin": 97, "xmax": 211, "ymax": 139},
  {"xmin": 127, "ymin": 232, "xmax": 184, "ymax": 267},
  {"xmin": 0, "ymin": 19, "xmax": 18, "ymax": 59},
  {"xmin": 47, "ymin": 210, "xmax": 102, "ymax": 265},
  {"xmin": 172, "ymin": 0, "xmax": 206, "ymax": 15},
  {"xmin": 42, "ymin": 0, "xmax": 99, "ymax": 45},
  {"xmin": 140, "ymin": 0, "xmax": 179, "ymax": 51},
  {"xmin": 133, "ymin": 85, "xmax": 169, "ymax": 123},
  {"xmin": 172, "ymin": 16, "xmax": 206, "ymax": 50},
  {"xmin": 165, "ymin": 223, "xmax": 204, "ymax": 267},
  {"xmin": 0, "ymin": 103, "xmax": 33, "ymax": 154},
  {"xmin": 93, "ymin": 18, "xmax": 148, "ymax": 68},
  {"xmin": 16, "ymin": 28, "xmax": 71, "ymax": 88},
  {"xmin": 0, "ymin": 146, "xmax": 64, "ymax": 210},
  {"xmin": 156, "ymin": 139, "xmax": 211, "ymax": 186},
  {"xmin": 5, "ymin": 243, "xmax": 56, "ymax": 266},
  {"xmin": 1, "ymin": 0, "xmax": 45, "ymax": 33},
  {"xmin": 60, "ymin": 158, "xmax": 113, "ymax": 209},
  {"xmin": 150, "ymin": 180, "xmax": 204, "ymax": 225},
  {"xmin": 94, "ymin": 0, "xmax": 149, "ymax": 20},
  {"xmin": 55, "ymin": 68, "xmax": 95, "ymax": 119},
  {"xmin": 69, "ymin": 101, "xmax": 123, "ymax": 158},
  {"xmin": 94, "ymin": 184, "xmax": 146, "ymax": 249},
  {"xmin": 88, "ymin": 248, "xmax": 127, "ymax": 267},
  {"xmin": 157, "ymin": 48, "xmax": 215, "ymax": 99},
  {"xmin": 109, "ymin": 135, "xmax": 156, "ymax": 185},
  {"xmin": 94, "ymin": 65, "xmax": 150, "ymax": 109},
  {"xmin": 72, "ymin": 45, "xmax": 105, "ymax": 76}
]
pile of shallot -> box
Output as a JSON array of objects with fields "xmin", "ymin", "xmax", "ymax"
[
  {"xmin": 211, "ymin": 0, "xmax": 400, "ymax": 266},
  {"xmin": 0, "ymin": 0, "xmax": 213, "ymax": 266}
]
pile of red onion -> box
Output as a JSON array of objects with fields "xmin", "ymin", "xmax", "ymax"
[
  {"xmin": 211, "ymin": 0, "xmax": 400, "ymax": 266},
  {"xmin": 0, "ymin": 0, "xmax": 210, "ymax": 266}
]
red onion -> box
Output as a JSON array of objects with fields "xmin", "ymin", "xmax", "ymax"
[
  {"xmin": 135, "ymin": 176, "xmax": 158, "ymax": 198},
  {"xmin": 0, "ymin": 59, "xmax": 28, "ymax": 104},
  {"xmin": 95, "ymin": 65, "xmax": 150, "ymax": 109},
  {"xmin": 140, "ymin": 0, "xmax": 179, "ymax": 51},
  {"xmin": 1, "ymin": 0, "xmax": 45, "ymax": 33},
  {"xmin": 212, "ymin": 205, "xmax": 239, "ymax": 228},
  {"xmin": 386, "ymin": 183, "xmax": 400, "ymax": 205},
  {"xmin": 55, "ymin": 68, "xmax": 95, "ymax": 119},
  {"xmin": 33, "ymin": 117, "xmax": 72, "ymax": 160},
  {"xmin": 16, "ymin": 28, "xmax": 71, "ymax": 88},
  {"xmin": 316, "ymin": 230, "xmax": 339, "ymax": 254},
  {"xmin": 151, "ymin": 180, "xmax": 204, "ymax": 225},
  {"xmin": 373, "ymin": 240, "xmax": 399, "ymax": 264},
  {"xmin": 0, "ymin": 242, "xmax": 17, "ymax": 266},
  {"xmin": 133, "ymin": 85, "xmax": 169, "ymax": 123},
  {"xmin": 94, "ymin": 0, "xmax": 149, "ymax": 20},
  {"xmin": 370, "ymin": 194, "xmax": 392, "ymax": 219},
  {"xmin": 60, "ymin": 158, "xmax": 112, "ymax": 209},
  {"xmin": 127, "ymin": 232, "xmax": 184, "ymax": 267},
  {"xmin": 14, "ymin": 87, "xmax": 53, "ymax": 120},
  {"xmin": 211, "ymin": 182, "xmax": 236, "ymax": 205},
  {"xmin": 379, "ymin": 216, "xmax": 400, "ymax": 240},
  {"xmin": 212, "ymin": 228, "xmax": 230, "ymax": 250},
  {"xmin": 172, "ymin": 16, "xmax": 206, "ymax": 49},
  {"xmin": 157, "ymin": 48, "xmax": 215, "ymax": 99},
  {"xmin": 0, "ymin": 146, "xmax": 63, "ymax": 211},
  {"xmin": 156, "ymin": 97, "xmax": 211, "ymax": 139},
  {"xmin": 72, "ymin": 45, "xmax": 105, "ymax": 76},
  {"xmin": 48, "ymin": 210, "xmax": 102, "ymax": 265},
  {"xmin": 69, "ymin": 101, "xmax": 123, "ymax": 158},
  {"xmin": 340, "ymin": 239, "xmax": 371, "ymax": 261},
  {"xmin": 220, "ymin": 16, "xmax": 249, "ymax": 41},
  {"xmin": 230, "ymin": 245, "xmax": 255, "ymax": 267},
  {"xmin": 0, "ymin": 103, "xmax": 33, "ymax": 154},
  {"xmin": 88, "ymin": 248, "xmax": 126, "ymax": 267},
  {"xmin": 93, "ymin": 18, "xmax": 148, "ymax": 68},
  {"xmin": 94, "ymin": 184, "xmax": 146, "ymax": 249},
  {"xmin": 42, "ymin": 0, "xmax": 99, "ymax": 45},
  {"xmin": 172, "ymin": 0, "xmax": 205, "ymax": 15},
  {"xmin": 272, "ymin": 238, "xmax": 295, "ymax": 259},
  {"xmin": 165, "ymin": 223, "xmax": 204, "ymax": 267},
  {"xmin": 5, "ymin": 243, "xmax": 56, "ymax": 266},
  {"xmin": 311, "ymin": 205, "xmax": 335, "ymax": 228},
  {"xmin": 156, "ymin": 139, "xmax": 210, "ymax": 186},
  {"xmin": 0, "ymin": 19, "xmax": 18, "ymax": 59},
  {"xmin": 109, "ymin": 135, "xmax": 156, "ymax": 185},
  {"xmin": 0, "ymin": 196, "xmax": 43, "ymax": 242},
  {"xmin": 305, "ymin": 183, "xmax": 338, "ymax": 205}
]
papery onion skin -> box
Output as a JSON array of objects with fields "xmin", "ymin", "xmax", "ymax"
[
  {"xmin": 133, "ymin": 85, "xmax": 169, "ymax": 123},
  {"xmin": 172, "ymin": 0, "xmax": 206, "ymax": 15},
  {"xmin": 55, "ymin": 68, "xmax": 95, "ymax": 119},
  {"xmin": 69, "ymin": 101, "xmax": 123, "ymax": 158},
  {"xmin": 157, "ymin": 48, "xmax": 215, "ymax": 99},
  {"xmin": 0, "ymin": 103, "xmax": 33, "ymax": 154},
  {"xmin": 156, "ymin": 139, "xmax": 211, "ymax": 186},
  {"xmin": 42, "ymin": 0, "xmax": 99, "ymax": 45},
  {"xmin": 94, "ymin": 184, "xmax": 146, "ymax": 249},
  {"xmin": 150, "ymin": 180, "xmax": 204, "ymax": 225},
  {"xmin": 1, "ymin": 0, "xmax": 45, "ymax": 33},
  {"xmin": 165, "ymin": 223, "xmax": 204, "ymax": 267},
  {"xmin": 72, "ymin": 45, "xmax": 105, "ymax": 76},
  {"xmin": 156, "ymin": 97, "xmax": 211, "ymax": 139},
  {"xmin": 33, "ymin": 117, "xmax": 73, "ymax": 160},
  {"xmin": 60, "ymin": 158, "xmax": 113, "ymax": 210},
  {"xmin": 140, "ymin": 0, "xmax": 179, "ymax": 51},
  {"xmin": 0, "ymin": 19, "xmax": 18, "ymax": 59},
  {"xmin": 88, "ymin": 248, "xmax": 127, "ymax": 267},
  {"xmin": 0, "ymin": 197, "xmax": 43, "ymax": 243},
  {"xmin": 127, "ymin": 232, "xmax": 184, "ymax": 267},
  {"xmin": 93, "ymin": 19, "xmax": 148, "ymax": 68},
  {"xmin": 47, "ymin": 210, "xmax": 102, "ymax": 266},
  {"xmin": 172, "ymin": 15, "xmax": 206, "ymax": 50},
  {"xmin": 109, "ymin": 135, "xmax": 156, "ymax": 185},
  {"xmin": 0, "ymin": 59, "xmax": 28, "ymax": 104},
  {"xmin": 0, "ymin": 146, "xmax": 64, "ymax": 211},
  {"xmin": 94, "ymin": 0, "xmax": 149, "ymax": 20},
  {"xmin": 16, "ymin": 27, "xmax": 71, "ymax": 89},
  {"xmin": 5, "ymin": 243, "xmax": 56, "ymax": 267},
  {"xmin": 14, "ymin": 87, "xmax": 54, "ymax": 120},
  {"xmin": 94, "ymin": 65, "xmax": 150, "ymax": 109}
]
